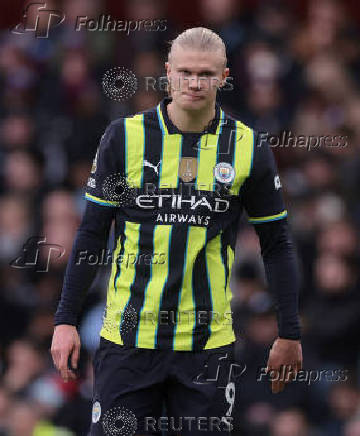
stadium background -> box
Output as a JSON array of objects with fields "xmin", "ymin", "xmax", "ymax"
[{"xmin": 0, "ymin": 0, "xmax": 360, "ymax": 434}]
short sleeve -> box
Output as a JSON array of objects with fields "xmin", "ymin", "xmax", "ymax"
[
  {"xmin": 85, "ymin": 120, "xmax": 124, "ymax": 207},
  {"xmin": 240, "ymin": 132, "xmax": 288, "ymax": 224}
]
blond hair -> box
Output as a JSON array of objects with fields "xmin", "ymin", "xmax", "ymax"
[{"xmin": 168, "ymin": 27, "xmax": 227, "ymax": 67}]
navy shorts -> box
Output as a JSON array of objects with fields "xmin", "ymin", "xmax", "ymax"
[{"xmin": 89, "ymin": 338, "xmax": 242, "ymax": 436}]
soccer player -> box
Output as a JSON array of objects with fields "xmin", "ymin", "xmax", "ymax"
[{"xmin": 51, "ymin": 27, "xmax": 302, "ymax": 435}]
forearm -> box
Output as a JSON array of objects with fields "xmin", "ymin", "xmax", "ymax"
[
  {"xmin": 54, "ymin": 201, "xmax": 115, "ymax": 326},
  {"xmin": 254, "ymin": 219, "xmax": 301, "ymax": 340}
]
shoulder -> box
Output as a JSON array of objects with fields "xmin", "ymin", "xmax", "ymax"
[
  {"xmin": 222, "ymin": 112, "xmax": 277, "ymax": 177},
  {"xmin": 222, "ymin": 111, "xmax": 254, "ymax": 136},
  {"xmin": 109, "ymin": 105, "xmax": 160, "ymax": 132},
  {"xmin": 221, "ymin": 111, "xmax": 256, "ymax": 158}
]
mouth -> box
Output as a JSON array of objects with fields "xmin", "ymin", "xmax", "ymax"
[{"xmin": 182, "ymin": 93, "xmax": 204, "ymax": 101}]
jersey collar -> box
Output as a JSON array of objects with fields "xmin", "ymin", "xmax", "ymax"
[{"xmin": 157, "ymin": 97, "xmax": 223, "ymax": 135}]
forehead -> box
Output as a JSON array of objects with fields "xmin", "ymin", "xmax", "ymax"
[{"xmin": 170, "ymin": 47, "xmax": 224, "ymax": 71}]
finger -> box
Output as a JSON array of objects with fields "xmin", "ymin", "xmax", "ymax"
[
  {"xmin": 59, "ymin": 364, "xmax": 76, "ymax": 382},
  {"xmin": 272, "ymin": 363, "xmax": 296, "ymax": 384},
  {"xmin": 71, "ymin": 345, "xmax": 80, "ymax": 370},
  {"xmin": 289, "ymin": 367, "xmax": 298, "ymax": 382},
  {"xmin": 275, "ymin": 379, "xmax": 285, "ymax": 393},
  {"xmin": 297, "ymin": 359, "xmax": 303, "ymax": 371},
  {"xmin": 268, "ymin": 367, "xmax": 281, "ymax": 393},
  {"xmin": 270, "ymin": 364, "xmax": 290, "ymax": 393},
  {"xmin": 60, "ymin": 365, "xmax": 78, "ymax": 382},
  {"xmin": 272, "ymin": 376, "xmax": 284, "ymax": 394},
  {"xmin": 59, "ymin": 349, "xmax": 71, "ymax": 382},
  {"xmin": 60, "ymin": 368, "xmax": 69, "ymax": 382},
  {"xmin": 284, "ymin": 364, "xmax": 297, "ymax": 383},
  {"xmin": 64, "ymin": 368, "xmax": 77, "ymax": 380},
  {"xmin": 51, "ymin": 349, "xmax": 61, "ymax": 370}
]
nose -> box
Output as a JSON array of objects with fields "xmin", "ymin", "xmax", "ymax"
[{"xmin": 187, "ymin": 75, "xmax": 201, "ymax": 90}]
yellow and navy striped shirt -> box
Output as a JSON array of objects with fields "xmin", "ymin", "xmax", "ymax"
[{"xmin": 84, "ymin": 97, "xmax": 287, "ymax": 351}]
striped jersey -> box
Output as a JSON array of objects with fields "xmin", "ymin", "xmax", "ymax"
[{"xmin": 85, "ymin": 97, "xmax": 287, "ymax": 351}]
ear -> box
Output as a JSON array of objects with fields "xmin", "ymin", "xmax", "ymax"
[
  {"xmin": 165, "ymin": 62, "xmax": 172, "ymax": 92},
  {"xmin": 165, "ymin": 61, "xmax": 171, "ymax": 75},
  {"xmin": 220, "ymin": 67, "xmax": 230, "ymax": 88}
]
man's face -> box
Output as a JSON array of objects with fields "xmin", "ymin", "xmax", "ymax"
[{"xmin": 166, "ymin": 48, "xmax": 229, "ymax": 111}]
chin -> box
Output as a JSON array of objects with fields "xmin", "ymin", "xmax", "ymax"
[{"xmin": 178, "ymin": 95, "xmax": 209, "ymax": 111}]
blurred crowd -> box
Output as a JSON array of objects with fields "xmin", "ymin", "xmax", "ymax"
[{"xmin": 0, "ymin": 0, "xmax": 359, "ymax": 435}]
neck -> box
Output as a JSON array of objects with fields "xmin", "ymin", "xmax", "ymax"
[{"xmin": 167, "ymin": 99, "xmax": 216, "ymax": 133}]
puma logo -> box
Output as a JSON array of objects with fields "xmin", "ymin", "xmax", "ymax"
[{"xmin": 143, "ymin": 159, "xmax": 161, "ymax": 176}]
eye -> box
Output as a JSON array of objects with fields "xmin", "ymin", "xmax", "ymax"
[{"xmin": 178, "ymin": 69, "xmax": 191, "ymax": 76}]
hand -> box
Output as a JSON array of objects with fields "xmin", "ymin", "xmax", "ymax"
[
  {"xmin": 266, "ymin": 337, "xmax": 302, "ymax": 394},
  {"xmin": 51, "ymin": 325, "xmax": 81, "ymax": 382}
]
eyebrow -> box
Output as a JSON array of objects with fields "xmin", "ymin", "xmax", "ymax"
[{"xmin": 176, "ymin": 67, "xmax": 218, "ymax": 75}]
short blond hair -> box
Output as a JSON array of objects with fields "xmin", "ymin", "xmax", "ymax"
[{"xmin": 168, "ymin": 27, "xmax": 227, "ymax": 67}]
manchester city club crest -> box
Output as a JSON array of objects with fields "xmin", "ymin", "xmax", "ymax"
[
  {"xmin": 179, "ymin": 157, "xmax": 197, "ymax": 182},
  {"xmin": 92, "ymin": 401, "xmax": 101, "ymax": 423},
  {"xmin": 214, "ymin": 162, "xmax": 235, "ymax": 183}
]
